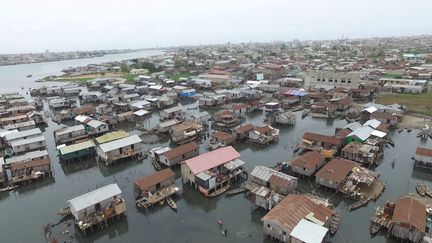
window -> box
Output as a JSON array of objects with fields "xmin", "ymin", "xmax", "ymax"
[
  {"xmin": 317, "ymin": 78, "xmax": 321, "ymax": 82},
  {"xmin": 329, "ymin": 78, "xmax": 333, "ymax": 83},
  {"xmin": 341, "ymin": 79, "xmax": 346, "ymax": 83},
  {"xmin": 334, "ymin": 78, "xmax": 338, "ymax": 83},
  {"xmin": 322, "ymin": 78, "xmax": 326, "ymax": 82},
  {"xmin": 347, "ymin": 79, "xmax": 352, "ymax": 84},
  {"xmin": 283, "ymin": 232, "xmax": 286, "ymax": 236},
  {"xmin": 267, "ymin": 224, "xmax": 271, "ymax": 228}
]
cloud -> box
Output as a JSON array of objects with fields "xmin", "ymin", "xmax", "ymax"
[
  {"xmin": 84, "ymin": 24, "xmax": 107, "ymax": 32},
  {"xmin": 116, "ymin": 25, "xmax": 130, "ymax": 34}
]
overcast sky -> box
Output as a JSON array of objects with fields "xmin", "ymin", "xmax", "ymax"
[{"xmin": 1, "ymin": 0, "xmax": 431, "ymax": 54}]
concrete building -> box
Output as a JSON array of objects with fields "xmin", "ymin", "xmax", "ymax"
[{"xmin": 305, "ymin": 71, "xmax": 361, "ymax": 88}]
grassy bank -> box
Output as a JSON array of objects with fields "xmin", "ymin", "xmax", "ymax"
[
  {"xmin": 168, "ymin": 72, "xmax": 191, "ymax": 81},
  {"xmin": 376, "ymin": 92, "xmax": 432, "ymax": 116}
]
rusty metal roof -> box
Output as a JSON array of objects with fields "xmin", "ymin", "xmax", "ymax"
[
  {"xmin": 291, "ymin": 151, "xmax": 324, "ymax": 170},
  {"xmin": 163, "ymin": 142, "xmax": 199, "ymax": 160},
  {"xmin": 134, "ymin": 168, "xmax": 176, "ymax": 190},
  {"xmin": 416, "ymin": 147, "xmax": 432, "ymax": 158},
  {"xmin": 315, "ymin": 158, "xmax": 356, "ymax": 184},
  {"xmin": 261, "ymin": 194, "xmax": 333, "ymax": 233},
  {"xmin": 391, "ymin": 195, "xmax": 426, "ymax": 233}
]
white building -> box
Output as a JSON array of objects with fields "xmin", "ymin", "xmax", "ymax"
[
  {"xmin": 10, "ymin": 135, "xmax": 46, "ymax": 155},
  {"xmin": 96, "ymin": 135, "xmax": 144, "ymax": 165},
  {"xmin": 4, "ymin": 128, "xmax": 42, "ymax": 146}
]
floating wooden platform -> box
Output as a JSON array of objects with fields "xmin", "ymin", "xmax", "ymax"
[
  {"xmin": 226, "ymin": 187, "xmax": 247, "ymax": 196},
  {"xmin": 137, "ymin": 186, "xmax": 181, "ymax": 209}
]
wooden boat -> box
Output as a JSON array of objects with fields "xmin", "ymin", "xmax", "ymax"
[
  {"xmin": 407, "ymin": 128, "xmax": 412, "ymax": 133},
  {"xmin": 26, "ymin": 74, "xmax": 32, "ymax": 78},
  {"xmin": 398, "ymin": 128, "xmax": 404, "ymax": 133},
  {"xmin": 370, "ymin": 222, "xmax": 381, "ymax": 235},
  {"xmin": 329, "ymin": 210, "xmax": 340, "ymax": 234},
  {"xmin": 152, "ymin": 161, "xmax": 162, "ymax": 171},
  {"xmin": 349, "ymin": 197, "xmax": 370, "ymax": 211},
  {"xmin": 426, "ymin": 185, "xmax": 432, "ymax": 198},
  {"xmin": 226, "ymin": 187, "xmax": 247, "ymax": 196},
  {"xmin": 166, "ymin": 197, "xmax": 177, "ymax": 210},
  {"xmin": 56, "ymin": 207, "xmax": 71, "ymax": 216},
  {"xmin": 0, "ymin": 185, "xmax": 18, "ymax": 192},
  {"xmin": 292, "ymin": 105, "xmax": 304, "ymax": 112},
  {"xmin": 208, "ymin": 184, "xmax": 230, "ymax": 198},
  {"xmin": 416, "ymin": 182, "xmax": 426, "ymax": 197},
  {"xmin": 301, "ymin": 109, "xmax": 309, "ymax": 119},
  {"xmin": 391, "ymin": 159, "xmax": 396, "ymax": 168}
]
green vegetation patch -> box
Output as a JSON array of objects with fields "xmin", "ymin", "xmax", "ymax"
[{"xmin": 377, "ymin": 92, "xmax": 432, "ymax": 116}]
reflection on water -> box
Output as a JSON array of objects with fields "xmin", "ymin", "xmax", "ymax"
[{"xmin": 1, "ymin": 52, "xmax": 432, "ymax": 243}]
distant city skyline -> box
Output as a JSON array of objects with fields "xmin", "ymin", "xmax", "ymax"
[{"xmin": 1, "ymin": 0, "xmax": 431, "ymax": 54}]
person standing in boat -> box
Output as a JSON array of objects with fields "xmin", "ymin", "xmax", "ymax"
[{"xmin": 217, "ymin": 219, "xmax": 223, "ymax": 228}]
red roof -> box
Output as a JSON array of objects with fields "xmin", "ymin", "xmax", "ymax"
[
  {"xmin": 184, "ymin": 146, "xmax": 240, "ymax": 174},
  {"xmin": 315, "ymin": 158, "xmax": 356, "ymax": 184},
  {"xmin": 134, "ymin": 168, "xmax": 175, "ymax": 190},
  {"xmin": 337, "ymin": 97, "xmax": 353, "ymax": 106},
  {"xmin": 232, "ymin": 103, "xmax": 249, "ymax": 110},
  {"xmin": 416, "ymin": 147, "xmax": 432, "ymax": 157},
  {"xmin": 211, "ymin": 131, "xmax": 233, "ymax": 141},
  {"xmin": 10, "ymin": 158, "xmax": 51, "ymax": 171},
  {"xmin": 163, "ymin": 142, "xmax": 199, "ymax": 160},
  {"xmin": 303, "ymin": 132, "xmax": 341, "ymax": 145},
  {"xmin": 291, "ymin": 151, "xmax": 324, "ymax": 170},
  {"xmin": 391, "ymin": 196, "xmax": 426, "ymax": 233},
  {"xmin": 236, "ymin": 124, "xmax": 255, "ymax": 134},
  {"xmin": 254, "ymin": 125, "xmax": 273, "ymax": 134},
  {"xmin": 335, "ymin": 128, "xmax": 351, "ymax": 139}
]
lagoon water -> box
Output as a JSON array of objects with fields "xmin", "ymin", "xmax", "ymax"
[{"xmin": 0, "ymin": 51, "xmax": 431, "ymax": 243}]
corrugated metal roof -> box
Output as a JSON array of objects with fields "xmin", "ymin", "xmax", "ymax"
[
  {"xmin": 290, "ymin": 219, "xmax": 328, "ymax": 243},
  {"xmin": 196, "ymin": 172, "xmax": 212, "ymax": 181},
  {"xmin": 162, "ymin": 105, "xmax": 182, "ymax": 114},
  {"xmin": 261, "ymin": 194, "xmax": 333, "ymax": 233},
  {"xmin": 344, "ymin": 122, "xmax": 362, "ymax": 131},
  {"xmin": 4, "ymin": 128, "xmax": 41, "ymax": 141},
  {"xmin": 86, "ymin": 119, "xmax": 107, "ymax": 128},
  {"xmin": 134, "ymin": 168, "xmax": 176, "ymax": 190},
  {"xmin": 4, "ymin": 120, "xmax": 35, "ymax": 130},
  {"xmin": 59, "ymin": 140, "xmax": 95, "ymax": 155},
  {"xmin": 371, "ymin": 130, "xmax": 386, "ymax": 138},
  {"xmin": 158, "ymin": 119, "xmax": 180, "ymax": 128},
  {"xmin": 251, "ymin": 185, "xmax": 271, "ymax": 198},
  {"xmin": 11, "ymin": 135, "xmax": 45, "ymax": 147},
  {"xmin": 347, "ymin": 126, "xmax": 374, "ymax": 141},
  {"xmin": 184, "ymin": 146, "xmax": 240, "ymax": 174},
  {"xmin": 95, "ymin": 130, "xmax": 129, "ymax": 144},
  {"xmin": 98, "ymin": 135, "xmax": 142, "ymax": 153},
  {"xmin": 134, "ymin": 110, "xmax": 150, "ymax": 116},
  {"xmin": 55, "ymin": 125, "xmax": 85, "ymax": 136},
  {"xmin": 5, "ymin": 150, "xmax": 48, "ymax": 164},
  {"xmin": 391, "ymin": 195, "xmax": 426, "ymax": 233},
  {"xmin": 364, "ymin": 119, "xmax": 381, "ymax": 129},
  {"xmin": 223, "ymin": 159, "xmax": 245, "ymax": 170},
  {"xmin": 68, "ymin": 184, "xmax": 122, "ymax": 213},
  {"xmin": 250, "ymin": 166, "xmax": 296, "ymax": 182}
]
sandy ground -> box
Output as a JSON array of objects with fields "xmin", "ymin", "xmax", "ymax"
[{"xmin": 399, "ymin": 113, "xmax": 432, "ymax": 129}]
